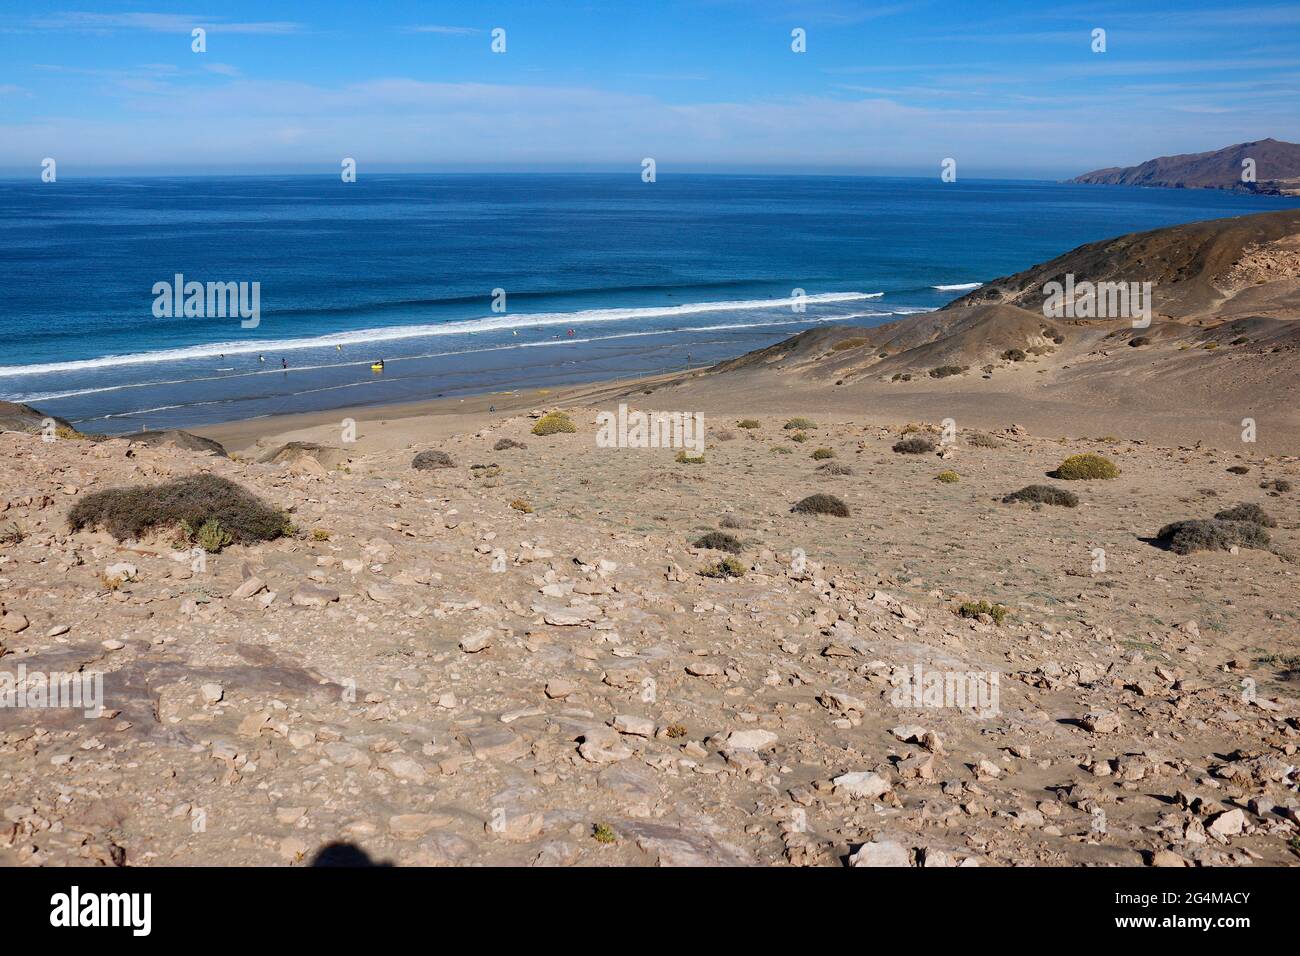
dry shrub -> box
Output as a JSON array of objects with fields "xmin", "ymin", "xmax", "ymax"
[{"xmin": 68, "ymin": 474, "xmax": 287, "ymax": 545}]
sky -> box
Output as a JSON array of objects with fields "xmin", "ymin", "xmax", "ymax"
[{"xmin": 1, "ymin": 0, "xmax": 1298, "ymax": 179}]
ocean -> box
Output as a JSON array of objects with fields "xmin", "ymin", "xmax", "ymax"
[{"xmin": 1, "ymin": 173, "xmax": 1295, "ymax": 434}]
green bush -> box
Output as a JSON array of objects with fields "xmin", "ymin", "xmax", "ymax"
[
  {"xmin": 958, "ymin": 600, "xmax": 1009, "ymax": 624},
  {"xmin": 791, "ymin": 494, "xmax": 850, "ymax": 517},
  {"xmin": 737, "ymin": 419, "xmax": 761, "ymax": 429},
  {"xmin": 675, "ymin": 451, "xmax": 705, "ymax": 464},
  {"xmin": 811, "ymin": 447, "xmax": 835, "ymax": 460},
  {"xmin": 784, "ymin": 418, "xmax": 817, "ymax": 430},
  {"xmin": 1053, "ymin": 453, "xmax": 1119, "ymax": 480},
  {"xmin": 700, "ymin": 556, "xmax": 747, "ymax": 578},
  {"xmin": 69, "ymin": 474, "xmax": 288, "ymax": 545},
  {"xmin": 531, "ymin": 412, "xmax": 577, "ymax": 436},
  {"xmin": 194, "ymin": 519, "xmax": 234, "ymax": 553},
  {"xmin": 1002, "ymin": 484, "xmax": 1078, "ymax": 507},
  {"xmin": 935, "ymin": 470, "xmax": 960, "ymax": 483}
]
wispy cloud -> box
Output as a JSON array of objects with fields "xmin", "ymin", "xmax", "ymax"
[
  {"xmin": 403, "ymin": 25, "xmax": 480, "ymax": 36},
  {"xmin": 21, "ymin": 12, "xmax": 303, "ymax": 35}
]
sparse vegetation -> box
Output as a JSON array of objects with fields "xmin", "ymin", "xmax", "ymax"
[
  {"xmin": 831, "ymin": 338, "xmax": 867, "ymax": 351},
  {"xmin": 1002, "ymin": 484, "xmax": 1079, "ymax": 507},
  {"xmin": 411, "ymin": 449, "xmax": 454, "ymax": 470},
  {"xmin": 675, "ymin": 450, "xmax": 705, "ymax": 464},
  {"xmin": 665, "ymin": 724, "xmax": 688, "ymax": 738},
  {"xmin": 531, "ymin": 411, "xmax": 577, "ymax": 436},
  {"xmin": 966, "ymin": 432, "xmax": 1003, "ymax": 448},
  {"xmin": 893, "ymin": 436, "xmax": 936, "ymax": 455},
  {"xmin": 69, "ymin": 474, "xmax": 288, "ymax": 546},
  {"xmin": 737, "ymin": 419, "xmax": 761, "ymax": 429},
  {"xmin": 493, "ymin": 438, "xmax": 527, "ymax": 451},
  {"xmin": 784, "ymin": 418, "xmax": 817, "ymax": 430},
  {"xmin": 1001, "ymin": 348, "xmax": 1026, "ymax": 362},
  {"xmin": 700, "ymin": 555, "xmax": 747, "ymax": 578},
  {"xmin": 1230, "ymin": 336, "xmax": 1249, "ymax": 345},
  {"xmin": 928, "ymin": 365, "xmax": 966, "ymax": 378},
  {"xmin": 694, "ymin": 531, "xmax": 742, "ymax": 554},
  {"xmin": 1260, "ymin": 478, "xmax": 1292, "ymax": 493},
  {"xmin": 817, "ymin": 462, "xmax": 852, "ymax": 475},
  {"xmin": 958, "ymin": 600, "xmax": 1010, "ymax": 625},
  {"xmin": 1156, "ymin": 518, "xmax": 1271, "ymax": 555},
  {"xmin": 891, "ymin": 372, "xmax": 913, "ymax": 382},
  {"xmin": 1053, "ymin": 453, "xmax": 1119, "ymax": 480},
  {"xmin": 0, "ymin": 523, "xmax": 24, "ymax": 546},
  {"xmin": 792, "ymin": 493, "xmax": 850, "ymax": 517},
  {"xmin": 772, "ymin": 446, "xmax": 792, "ymax": 454},
  {"xmin": 592, "ymin": 823, "xmax": 617, "ymax": 844},
  {"xmin": 509, "ymin": 498, "xmax": 534, "ymax": 514},
  {"xmin": 719, "ymin": 514, "xmax": 743, "ymax": 529},
  {"xmin": 811, "ymin": 447, "xmax": 835, "ymax": 460},
  {"xmin": 1042, "ymin": 328, "xmax": 1065, "ymax": 344},
  {"xmin": 714, "ymin": 429, "xmax": 736, "ymax": 442},
  {"xmin": 1128, "ymin": 336, "xmax": 1150, "ymax": 347},
  {"xmin": 935, "ymin": 470, "xmax": 960, "ymax": 483},
  {"xmin": 1227, "ymin": 465, "xmax": 1250, "ymax": 475},
  {"xmin": 789, "ymin": 431, "xmax": 809, "ymax": 443},
  {"xmin": 311, "ymin": 529, "xmax": 332, "ymax": 541}
]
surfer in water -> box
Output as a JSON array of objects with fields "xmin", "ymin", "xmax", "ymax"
[{"xmin": 281, "ymin": 358, "xmax": 288, "ymax": 369}]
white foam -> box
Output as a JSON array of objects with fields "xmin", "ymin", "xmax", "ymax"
[
  {"xmin": 0, "ymin": 292, "xmax": 883, "ymax": 379},
  {"xmin": 8, "ymin": 308, "xmax": 926, "ymax": 404},
  {"xmin": 932, "ymin": 282, "xmax": 983, "ymax": 291}
]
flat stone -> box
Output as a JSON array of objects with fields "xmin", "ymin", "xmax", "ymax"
[
  {"xmin": 291, "ymin": 582, "xmax": 340, "ymax": 608},
  {"xmin": 467, "ymin": 727, "xmax": 529, "ymax": 762},
  {"xmin": 849, "ymin": 840, "xmax": 911, "ymax": 867},
  {"xmin": 389, "ymin": 813, "xmax": 451, "ymax": 839},
  {"xmin": 833, "ymin": 771, "xmax": 891, "ymax": 800},
  {"xmin": 231, "ymin": 576, "xmax": 267, "ymax": 600}
]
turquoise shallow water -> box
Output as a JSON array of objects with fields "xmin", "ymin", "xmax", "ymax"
[{"xmin": 0, "ymin": 172, "xmax": 1294, "ymax": 432}]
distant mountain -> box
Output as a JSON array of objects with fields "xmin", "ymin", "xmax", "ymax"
[{"xmin": 1070, "ymin": 139, "xmax": 1300, "ymax": 195}]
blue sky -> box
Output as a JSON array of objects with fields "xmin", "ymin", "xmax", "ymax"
[{"xmin": 1, "ymin": 0, "xmax": 1297, "ymax": 178}]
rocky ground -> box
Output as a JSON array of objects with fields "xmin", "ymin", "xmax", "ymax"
[{"xmin": 1, "ymin": 410, "xmax": 1298, "ymax": 867}]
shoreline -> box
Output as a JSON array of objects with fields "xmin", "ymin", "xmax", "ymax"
[
  {"xmin": 196, "ymin": 358, "xmax": 1300, "ymax": 458},
  {"xmin": 197, "ymin": 369, "xmax": 699, "ymax": 454}
]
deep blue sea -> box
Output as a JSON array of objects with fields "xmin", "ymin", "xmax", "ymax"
[{"xmin": 1, "ymin": 174, "xmax": 1295, "ymax": 433}]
